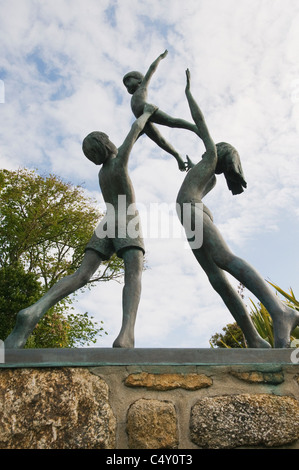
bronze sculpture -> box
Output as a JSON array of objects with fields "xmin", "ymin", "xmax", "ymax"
[
  {"xmin": 4, "ymin": 104, "xmax": 157, "ymax": 349},
  {"xmin": 123, "ymin": 50, "xmax": 199, "ymax": 171},
  {"xmin": 4, "ymin": 53, "xmax": 298, "ymax": 350},
  {"xmin": 176, "ymin": 69, "xmax": 299, "ymax": 348}
]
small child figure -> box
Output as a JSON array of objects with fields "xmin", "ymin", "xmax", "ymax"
[{"xmin": 123, "ymin": 50, "xmax": 199, "ymax": 171}]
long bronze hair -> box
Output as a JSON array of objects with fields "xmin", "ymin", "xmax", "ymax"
[{"xmin": 215, "ymin": 142, "xmax": 247, "ymax": 195}]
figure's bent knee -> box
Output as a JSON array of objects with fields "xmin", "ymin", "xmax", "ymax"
[{"xmin": 212, "ymin": 251, "xmax": 235, "ymax": 271}]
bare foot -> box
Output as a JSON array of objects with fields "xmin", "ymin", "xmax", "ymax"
[
  {"xmin": 4, "ymin": 307, "xmax": 40, "ymax": 349},
  {"xmin": 113, "ymin": 331, "xmax": 134, "ymax": 348},
  {"xmin": 177, "ymin": 157, "xmax": 187, "ymax": 172},
  {"xmin": 246, "ymin": 336, "xmax": 271, "ymax": 348},
  {"xmin": 273, "ymin": 306, "xmax": 299, "ymax": 348}
]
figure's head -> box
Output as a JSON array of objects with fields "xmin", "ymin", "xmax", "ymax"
[
  {"xmin": 215, "ymin": 142, "xmax": 247, "ymax": 195},
  {"xmin": 82, "ymin": 131, "xmax": 117, "ymax": 165},
  {"xmin": 123, "ymin": 71, "xmax": 144, "ymax": 94}
]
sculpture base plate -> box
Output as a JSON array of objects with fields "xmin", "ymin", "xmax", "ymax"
[{"xmin": 1, "ymin": 347, "xmax": 297, "ymax": 368}]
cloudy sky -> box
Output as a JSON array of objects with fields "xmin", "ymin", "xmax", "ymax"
[{"xmin": 1, "ymin": 0, "xmax": 299, "ymax": 348}]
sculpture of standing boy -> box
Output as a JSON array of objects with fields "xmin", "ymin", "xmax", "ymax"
[{"xmin": 5, "ymin": 104, "xmax": 158, "ymax": 349}]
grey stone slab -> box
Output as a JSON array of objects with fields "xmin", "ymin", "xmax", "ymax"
[{"xmin": 0, "ymin": 348, "xmax": 297, "ymax": 368}]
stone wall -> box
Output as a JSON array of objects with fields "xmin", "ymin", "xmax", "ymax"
[{"xmin": 0, "ymin": 349, "xmax": 299, "ymax": 449}]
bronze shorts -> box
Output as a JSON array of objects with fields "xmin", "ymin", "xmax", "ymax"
[{"xmin": 85, "ymin": 212, "xmax": 145, "ymax": 259}]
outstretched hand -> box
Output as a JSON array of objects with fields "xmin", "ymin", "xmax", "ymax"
[
  {"xmin": 160, "ymin": 49, "xmax": 168, "ymax": 59},
  {"xmin": 186, "ymin": 155, "xmax": 195, "ymax": 170},
  {"xmin": 185, "ymin": 68, "xmax": 191, "ymax": 91},
  {"xmin": 178, "ymin": 161, "xmax": 188, "ymax": 172},
  {"xmin": 177, "ymin": 156, "xmax": 195, "ymax": 172}
]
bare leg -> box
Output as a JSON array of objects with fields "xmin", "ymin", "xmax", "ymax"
[
  {"xmin": 223, "ymin": 256, "xmax": 299, "ymax": 347},
  {"xmin": 152, "ymin": 109, "xmax": 199, "ymax": 134},
  {"xmin": 202, "ymin": 217, "xmax": 299, "ymax": 348},
  {"xmin": 5, "ymin": 250, "xmax": 103, "ymax": 348},
  {"xmin": 113, "ymin": 248, "xmax": 143, "ymax": 348},
  {"xmin": 192, "ymin": 246, "xmax": 270, "ymax": 348},
  {"xmin": 144, "ymin": 122, "xmax": 187, "ymax": 171}
]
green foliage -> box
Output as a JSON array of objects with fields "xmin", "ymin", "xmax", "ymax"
[
  {"xmin": 0, "ymin": 264, "xmax": 42, "ymax": 340},
  {"xmin": 25, "ymin": 308, "xmax": 107, "ymax": 349},
  {"xmin": 0, "ymin": 168, "xmax": 121, "ymax": 286},
  {"xmin": 268, "ymin": 282, "xmax": 299, "ymax": 310},
  {"xmin": 0, "ymin": 168, "xmax": 123, "ymax": 347},
  {"xmin": 209, "ymin": 322, "xmax": 246, "ymax": 348},
  {"xmin": 249, "ymin": 299, "xmax": 274, "ymax": 347}
]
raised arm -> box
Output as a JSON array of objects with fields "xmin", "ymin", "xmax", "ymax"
[
  {"xmin": 142, "ymin": 50, "xmax": 168, "ymax": 88},
  {"xmin": 117, "ymin": 104, "xmax": 158, "ymax": 166},
  {"xmin": 185, "ymin": 69, "xmax": 215, "ymax": 153}
]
